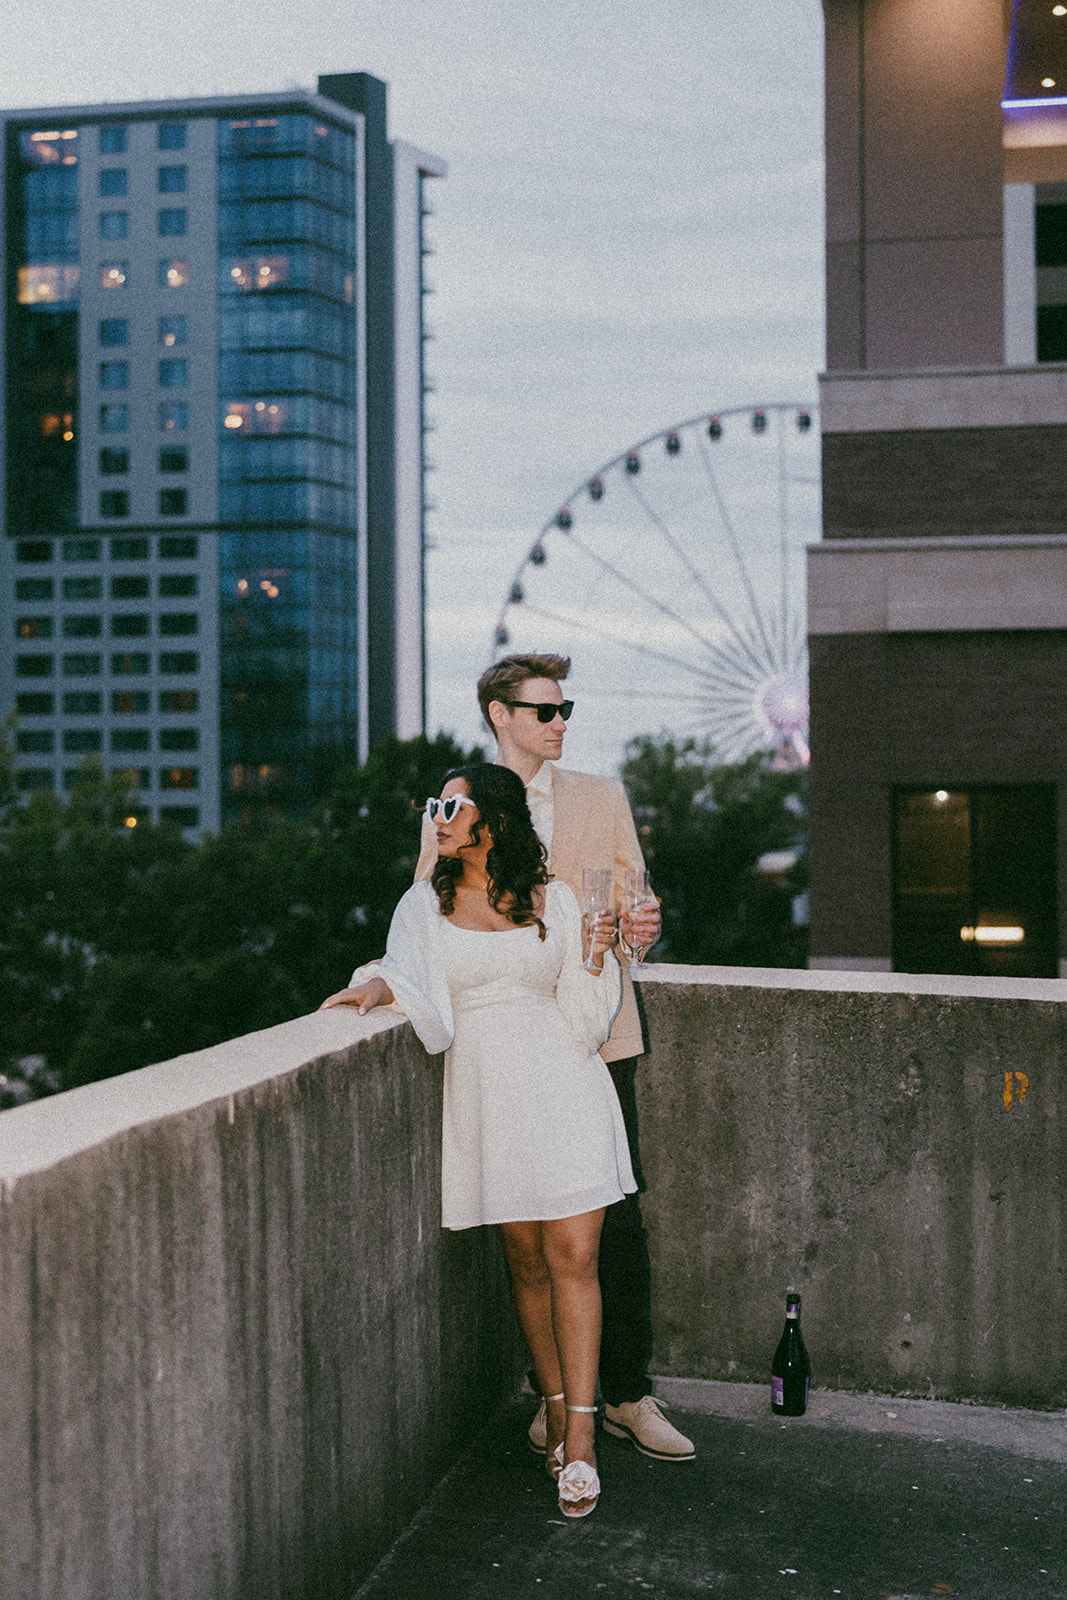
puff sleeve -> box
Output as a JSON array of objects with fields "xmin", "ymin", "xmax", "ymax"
[
  {"xmin": 348, "ymin": 881, "xmax": 454, "ymax": 1055},
  {"xmin": 550, "ymin": 880, "xmax": 623, "ymax": 1057}
]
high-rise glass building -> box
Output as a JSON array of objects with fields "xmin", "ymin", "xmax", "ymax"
[{"xmin": 0, "ymin": 73, "xmax": 443, "ymax": 829}]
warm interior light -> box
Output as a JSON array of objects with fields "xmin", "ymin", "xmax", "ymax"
[
  {"xmin": 1055, "ymin": 6, "xmax": 1067, "ymax": 14},
  {"xmin": 960, "ymin": 925, "xmax": 1025, "ymax": 944},
  {"xmin": 124, "ymin": 815, "xmax": 138, "ymax": 829},
  {"xmin": 1043, "ymin": 77, "xmax": 1057, "ymax": 87},
  {"xmin": 224, "ymin": 413, "xmax": 243, "ymax": 429},
  {"xmin": 934, "ymin": 789, "xmax": 949, "ymax": 803}
]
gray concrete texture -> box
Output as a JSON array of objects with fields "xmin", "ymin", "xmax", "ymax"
[
  {"xmin": 634, "ymin": 967, "xmax": 1067, "ymax": 1408},
  {"xmin": 355, "ymin": 1382, "xmax": 1067, "ymax": 1599},
  {"xmin": 0, "ymin": 1009, "xmax": 523, "ymax": 1600}
]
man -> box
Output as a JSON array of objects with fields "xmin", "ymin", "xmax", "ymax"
[{"xmin": 415, "ymin": 652, "xmax": 694, "ymax": 1462}]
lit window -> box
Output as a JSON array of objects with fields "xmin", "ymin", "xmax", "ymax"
[
  {"xmin": 112, "ymin": 691, "xmax": 151, "ymax": 715},
  {"xmin": 100, "ymin": 361, "xmax": 129, "ymax": 390},
  {"xmin": 99, "ymin": 169, "xmax": 127, "ymax": 197},
  {"xmin": 161, "ymin": 767, "xmax": 198, "ymax": 789},
  {"xmin": 17, "ymin": 692, "xmax": 55, "ymax": 713},
  {"xmin": 18, "ymin": 265, "xmax": 80, "ymax": 305},
  {"xmin": 100, "ymin": 261, "xmax": 129, "ymax": 289},
  {"xmin": 160, "ymin": 403, "xmax": 189, "ymax": 431},
  {"xmin": 222, "ymin": 399, "xmax": 290, "ymax": 434},
  {"xmin": 160, "ymin": 689, "xmax": 198, "ymax": 712},
  {"xmin": 16, "ymin": 617, "xmax": 53, "ymax": 639},
  {"xmin": 158, "ymin": 258, "xmax": 189, "ymax": 287},
  {"xmin": 100, "ymin": 404, "xmax": 129, "ymax": 433},
  {"xmin": 111, "ymin": 652, "xmax": 150, "ymax": 675},
  {"xmin": 99, "ymin": 318, "xmax": 128, "ymax": 346},
  {"xmin": 39, "ymin": 411, "xmax": 75, "ymax": 442},
  {"xmin": 158, "ymin": 165, "xmax": 187, "ymax": 193},
  {"xmin": 227, "ymin": 255, "xmax": 290, "ymax": 291},
  {"xmin": 159, "ymin": 448, "xmax": 189, "ymax": 473},
  {"xmin": 100, "ymin": 212, "xmax": 128, "ymax": 240},
  {"xmin": 99, "ymin": 448, "xmax": 129, "ymax": 476},
  {"xmin": 158, "ymin": 122, "xmax": 186, "ymax": 150},
  {"xmin": 99, "ymin": 126, "xmax": 128, "ymax": 155},
  {"xmin": 159, "ymin": 315, "xmax": 187, "ymax": 347},
  {"xmin": 100, "ymin": 490, "xmax": 130, "ymax": 518},
  {"xmin": 159, "ymin": 488, "xmax": 188, "ymax": 516},
  {"xmin": 158, "ymin": 208, "xmax": 187, "ymax": 237},
  {"xmin": 19, "ymin": 129, "xmax": 78, "ymax": 167},
  {"xmin": 159, "ymin": 359, "xmax": 188, "ymax": 388},
  {"xmin": 63, "ymin": 692, "xmax": 101, "ymax": 714},
  {"xmin": 159, "ymin": 651, "xmax": 198, "ymax": 673}
]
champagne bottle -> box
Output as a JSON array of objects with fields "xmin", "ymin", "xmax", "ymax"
[{"xmin": 770, "ymin": 1291, "xmax": 811, "ymax": 1416}]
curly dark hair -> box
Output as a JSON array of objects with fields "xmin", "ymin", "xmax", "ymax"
[{"xmin": 430, "ymin": 763, "xmax": 549, "ymax": 939}]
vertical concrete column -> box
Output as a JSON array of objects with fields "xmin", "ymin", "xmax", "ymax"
[{"xmin": 823, "ymin": 0, "xmax": 1009, "ymax": 371}]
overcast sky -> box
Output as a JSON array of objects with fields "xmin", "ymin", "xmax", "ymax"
[{"xmin": 1, "ymin": 0, "xmax": 825, "ymax": 770}]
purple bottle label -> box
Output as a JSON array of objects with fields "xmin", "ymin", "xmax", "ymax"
[{"xmin": 771, "ymin": 1377, "xmax": 784, "ymax": 1406}]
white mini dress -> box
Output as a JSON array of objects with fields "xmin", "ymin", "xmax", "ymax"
[{"xmin": 359, "ymin": 878, "xmax": 636, "ymax": 1230}]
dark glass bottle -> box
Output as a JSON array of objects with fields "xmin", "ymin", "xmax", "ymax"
[{"xmin": 770, "ymin": 1291, "xmax": 811, "ymax": 1416}]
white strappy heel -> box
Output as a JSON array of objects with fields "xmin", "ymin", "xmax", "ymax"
[{"xmin": 557, "ymin": 1404, "xmax": 600, "ymax": 1519}]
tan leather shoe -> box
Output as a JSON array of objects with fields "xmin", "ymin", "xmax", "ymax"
[
  {"xmin": 602, "ymin": 1395, "xmax": 695, "ymax": 1460},
  {"xmin": 528, "ymin": 1397, "xmax": 548, "ymax": 1455}
]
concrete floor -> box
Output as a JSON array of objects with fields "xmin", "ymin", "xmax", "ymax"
[{"xmin": 354, "ymin": 1379, "xmax": 1067, "ymax": 1599}]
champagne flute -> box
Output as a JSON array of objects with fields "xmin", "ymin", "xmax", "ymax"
[
  {"xmin": 580, "ymin": 868, "xmax": 614, "ymax": 972},
  {"xmin": 622, "ymin": 867, "xmax": 657, "ymax": 979}
]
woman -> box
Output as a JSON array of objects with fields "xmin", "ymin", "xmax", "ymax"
[{"xmin": 321, "ymin": 763, "xmax": 636, "ymax": 1518}]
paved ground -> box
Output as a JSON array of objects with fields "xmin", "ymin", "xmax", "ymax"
[{"xmin": 354, "ymin": 1379, "xmax": 1067, "ymax": 1599}]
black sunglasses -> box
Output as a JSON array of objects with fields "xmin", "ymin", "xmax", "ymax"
[{"xmin": 504, "ymin": 699, "xmax": 574, "ymax": 723}]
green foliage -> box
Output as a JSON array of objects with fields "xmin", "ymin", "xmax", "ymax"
[
  {"xmin": 621, "ymin": 735, "xmax": 807, "ymax": 968},
  {"xmin": 0, "ymin": 731, "xmax": 478, "ymax": 1092}
]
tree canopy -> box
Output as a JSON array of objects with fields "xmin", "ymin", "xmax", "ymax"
[{"xmin": 0, "ymin": 728, "xmax": 803, "ymax": 1095}]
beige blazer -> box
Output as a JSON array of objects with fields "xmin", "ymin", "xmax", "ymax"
[{"xmin": 414, "ymin": 763, "xmax": 647, "ymax": 1062}]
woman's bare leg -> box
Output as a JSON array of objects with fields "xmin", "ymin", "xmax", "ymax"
[
  {"xmin": 496, "ymin": 1221, "xmax": 566, "ymax": 1459},
  {"xmin": 542, "ymin": 1208, "xmax": 605, "ymax": 1477}
]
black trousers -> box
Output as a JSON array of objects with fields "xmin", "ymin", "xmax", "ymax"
[{"xmin": 598, "ymin": 1055, "xmax": 654, "ymax": 1407}]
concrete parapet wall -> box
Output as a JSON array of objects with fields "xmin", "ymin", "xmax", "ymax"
[
  {"xmin": 2, "ymin": 967, "xmax": 1065, "ymax": 1596},
  {"xmin": 635, "ymin": 965, "xmax": 1067, "ymax": 1409},
  {"xmin": 0, "ymin": 1010, "xmax": 522, "ymax": 1600}
]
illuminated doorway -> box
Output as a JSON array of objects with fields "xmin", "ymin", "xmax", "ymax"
[{"xmin": 892, "ymin": 786, "xmax": 1057, "ymax": 978}]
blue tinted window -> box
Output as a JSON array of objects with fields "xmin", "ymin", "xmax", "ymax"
[
  {"xmin": 159, "ymin": 314, "xmax": 187, "ymax": 346},
  {"xmin": 100, "ymin": 211, "xmax": 128, "ymax": 240},
  {"xmin": 158, "ymin": 123, "xmax": 186, "ymax": 150},
  {"xmin": 99, "ymin": 126, "xmax": 128, "ymax": 154},
  {"xmin": 99, "ymin": 168, "xmax": 127, "ymax": 196},
  {"xmin": 100, "ymin": 491, "xmax": 129, "ymax": 517},
  {"xmin": 160, "ymin": 402, "xmax": 189, "ymax": 431},
  {"xmin": 159, "ymin": 359, "xmax": 188, "ymax": 388},
  {"xmin": 158, "ymin": 208, "xmax": 187, "ymax": 236},
  {"xmin": 100, "ymin": 404, "xmax": 129, "ymax": 432},
  {"xmin": 99, "ymin": 318, "xmax": 128, "ymax": 346},
  {"xmin": 100, "ymin": 361, "xmax": 129, "ymax": 390},
  {"xmin": 158, "ymin": 165, "xmax": 187, "ymax": 193}
]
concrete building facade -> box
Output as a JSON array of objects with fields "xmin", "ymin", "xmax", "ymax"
[
  {"xmin": 0, "ymin": 73, "xmax": 443, "ymax": 831},
  {"xmin": 810, "ymin": 0, "xmax": 1067, "ymax": 979}
]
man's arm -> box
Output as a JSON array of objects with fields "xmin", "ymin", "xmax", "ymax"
[{"xmin": 414, "ymin": 808, "xmax": 438, "ymax": 883}]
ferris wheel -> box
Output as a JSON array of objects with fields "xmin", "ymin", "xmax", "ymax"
[{"xmin": 491, "ymin": 403, "xmax": 819, "ymax": 775}]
